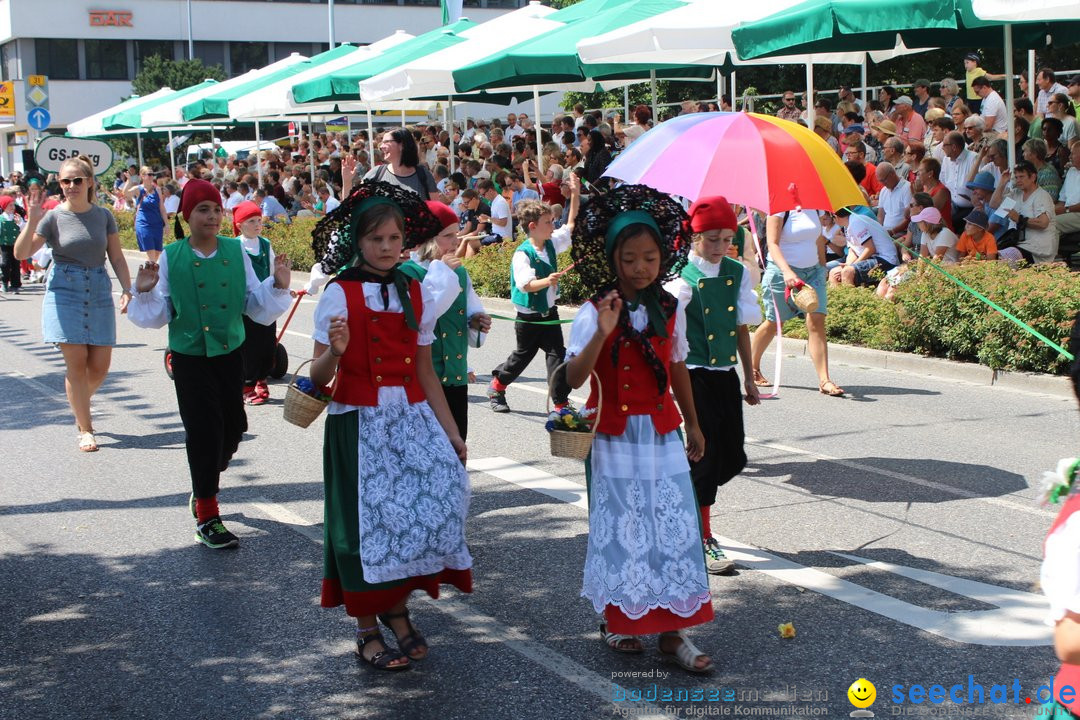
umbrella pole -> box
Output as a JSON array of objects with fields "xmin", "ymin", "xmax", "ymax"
[
  {"xmin": 805, "ymin": 63, "xmax": 814, "ymax": 120},
  {"xmin": 1027, "ymin": 50, "xmax": 1036, "ymax": 104},
  {"xmin": 861, "ymin": 55, "xmax": 868, "ymax": 106},
  {"xmin": 1004, "ymin": 24, "xmax": 1017, "ymax": 170},
  {"xmin": 731, "ymin": 70, "xmax": 737, "ymax": 111},
  {"xmin": 366, "ymin": 106, "xmax": 375, "ymax": 168},
  {"xmin": 448, "ymin": 95, "xmax": 455, "ymax": 175},
  {"xmin": 533, "ymin": 85, "xmax": 544, "ymax": 177},
  {"xmin": 308, "ymin": 113, "xmax": 315, "ymax": 183},
  {"xmin": 136, "ymin": 132, "xmax": 144, "ymax": 168},
  {"xmin": 401, "ymin": 107, "xmax": 406, "ymax": 129},
  {"xmin": 716, "ymin": 68, "xmax": 722, "ymax": 107},
  {"xmin": 623, "ymin": 84, "xmax": 629, "ymax": 122},
  {"xmin": 255, "ymin": 119, "xmax": 263, "ymax": 190},
  {"xmin": 649, "ymin": 71, "xmax": 657, "ymax": 123},
  {"xmin": 168, "ymin": 129, "xmax": 175, "ymax": 180}
]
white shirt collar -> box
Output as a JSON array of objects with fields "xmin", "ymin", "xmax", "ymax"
[{"xmin": 689, "ymin": 251, "xmax": 722, "ymax": 276}]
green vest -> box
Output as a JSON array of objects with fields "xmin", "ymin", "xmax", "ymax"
[
  {"xmin": 733, "ymin": 226, "xmax": 747, "ymax": 258},
  {"xmin": 682, "ymin": 256, "xmax": 742, "ymax": 368},
  {"xmin": 239, "ymin": 235, "xmax": 272, "ymax": 281},
  {"xmin": 509, "ymin": 239, "xmax": 558, "ymax": 313},
  {"xmin": 400, "ymin": 260, "xmax": 470, "ymax": 386},
  {"xmin": 165, "ymin": 236, "xmax": 247, "ymax": 358},
  {"xmin": 0, "ymin": 216, "xmax": 17, "ymax": 246}
]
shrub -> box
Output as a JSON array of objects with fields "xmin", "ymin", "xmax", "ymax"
[{"xmin": 463, "ymin": 238, "xmax": 590, "ymax": 305}]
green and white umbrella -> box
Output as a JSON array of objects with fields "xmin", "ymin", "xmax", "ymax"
[
  {"xmin": 67, "ymin": 88, "xmax": 175, "ymax": 137},
  {"xmin": 102, "ymin": 81, "xmax": 220, "ymax": 131}
]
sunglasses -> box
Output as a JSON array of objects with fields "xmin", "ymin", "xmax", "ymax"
[{"xmin": 59, "ymin": 177, "xmax": 87, "ymax": 187}]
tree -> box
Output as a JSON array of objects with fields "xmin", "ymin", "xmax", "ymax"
[{"xmin": 132, "ymin": 55, "xmax": 225, "ymax": 97}]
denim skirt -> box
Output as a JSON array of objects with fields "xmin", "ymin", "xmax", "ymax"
[
  {"xmin": 42, "ymin": 262, "xmax": 116, "ymax": 346},
  {"xmin": 761, "ymin": 261, "xmax": 828, "ymax": 323}
]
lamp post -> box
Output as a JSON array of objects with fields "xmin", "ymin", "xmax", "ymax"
[
  {"xmin": 187, "ymin": 0, "xmax": 194, "ymax": 60},
  {"xmin": 328, "ymin": 0, "xmax": 336, "ymax": 48}
]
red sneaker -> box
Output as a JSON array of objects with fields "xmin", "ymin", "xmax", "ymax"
[
  {"xmin": 242, "ymin": 385, "xmax": 263, "ymax": 406},
  {"xmin": 255, "ymin": 380, "xmax": 270, "ymax": 400}
]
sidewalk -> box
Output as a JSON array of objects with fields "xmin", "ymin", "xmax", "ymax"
[{"xmin": 120, "ymin": 249, "xmax": 1076, "ymax": 399}]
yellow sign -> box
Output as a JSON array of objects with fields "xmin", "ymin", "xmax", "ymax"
[
  {"xmin": 0, "ymin": 82, "xmax": 13, "ymax": 118},
  {"xmin": 28, "ymin": 75, "xmax": 46, "ymax": 87}
]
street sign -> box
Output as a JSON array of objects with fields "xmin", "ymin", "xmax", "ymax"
[
  {"xmin": 26, "ymin": 74, "xmax": 48, "ymax": 111},
  {"xmin": 35, "ymin": 136, "xmax": 113, "ymax": 176},
  {"xmin": 0, "ymin": 82, "xmax": 13, "ymax": 119},
  {"xmin": 27, "ymin": 107, "xmax": 50, "ymax": 131}
]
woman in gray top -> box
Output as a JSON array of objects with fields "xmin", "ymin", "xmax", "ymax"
[
  {"xmin": 14, "ymin": 155, "xmax": 132, "ymax": 452},
  {"xmin": 355, "ymin": 129, "xmax": 438, "ymax": 199}
]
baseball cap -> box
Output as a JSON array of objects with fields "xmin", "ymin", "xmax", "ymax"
[
  {"xmin": 895, "ymin": 95, "xmax": 914, "ymax": 106},
  {"xmin": 1069, "ymin": 74, "xmax": 1080, "ymax": 86},
  {"xmin": 911, "ymin": 206, "xmax": 943, "ymax": 225},
  {"xmin": 964, "ymin": 52, "xmax": 981, "ymax": 63},
  {"xmin": 966, "ymin": 171, "xmax": 996, "ymax": 192},
  {"xmin": 964, "ymin": 209, "xmax": 989, "ymax": 229},
  {"xmin": 844, "ymin": 124, "xmax": 865, "ymax": 135},
  {"xmin": 914, "ymin": 78, "xmax": 931, "ymax": 89}
]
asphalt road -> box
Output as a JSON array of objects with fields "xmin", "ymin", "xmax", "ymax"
[{"xmin": 1, "ymin": 254, "xmax": 1077, "ymax": 720}]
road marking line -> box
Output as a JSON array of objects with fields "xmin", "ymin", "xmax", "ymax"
[
  {"xmin": 247, "ymin": 493, "xmax": 669, "ymax": 719},
  {"xmin": 467, "ymin": 457, "xmax": 1052, "ymax": 647},
  {"xmin": 745, "ymin": 436, "xmax": 1049, "ymax": 518}
]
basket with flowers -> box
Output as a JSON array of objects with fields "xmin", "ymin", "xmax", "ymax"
[{"xmin": 284, "ymin": 359, "xmax": 334, "ymax": 428}]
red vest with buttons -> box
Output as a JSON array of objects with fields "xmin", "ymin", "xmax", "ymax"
[
  {"xmin": 586, "ymin": 303, "xmax": 683, "ymax": 437},
  {"xmin": 332, "ymin": 278, "xmax": 426, "ymax": 407},
  {"xmin": 1047, "ymin": 493, "xmax": 1080, "ymax": 713}
]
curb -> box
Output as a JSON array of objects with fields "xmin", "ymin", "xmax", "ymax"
[{"xmin": 120, "ymin": 251, "xmax": 1073, "ymax": 398}]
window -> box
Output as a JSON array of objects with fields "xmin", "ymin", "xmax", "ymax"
[
  {"xmin": 35, "ymin": 39, "xmax": 79, "ymax": 80},
  {"xmin": 85, "ymin": 39, "xmax": 128, "ymax": 80},
  {"xmin": 194, "ymin": 41, "xmax": 225, "ymax": 72},
  {"xmin": 230, "ymin": 42, "xmax": 268, "ymax": 76},
  {"xmin": 135, "ymin": 40, "xmax": 174, "ymax": 73},
  {"xmin": 274, "ymin": 42, "xmax": 312, "ymax": 62},
  {"xmin": 0, "ymin": 42, "xmax": 17, "ymax": 82}
]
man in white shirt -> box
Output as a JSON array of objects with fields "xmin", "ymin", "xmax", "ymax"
[
  {"xmin": 971, "ymin": 76, "xmax": 1007, "ymax": 134},
  {"xmin": 875, "ymin": 163, "xmax": 912, "ymax": 237},
  {"xmin": 477, "ymin": 179, "xmax": 511, "ymax": 243},
  {"xmin": 829, "ymin": 207, "xmax": 901, "ymax": 286},
  {"xmin": 940, "ymin": 131, "xmax": 977, "ymax": 227},
  {"xmin": 1055, "ymin": 141, "xmax": 1080, "ymax": 239},
  {"xmin": 223, "ymin": 182, "xmax": 245, "ymax": 211},
  {"xmin": 505, "ymin": 113, "xmax": 525, "ymax": 143}
]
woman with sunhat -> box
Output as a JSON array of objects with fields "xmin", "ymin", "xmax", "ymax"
[
  {"xmin": 127, "ymin": 178, "xmax": 293, "ymax": 549},
  {"xmin": 233, "ymin": 200, "xmax": 281, "ymax": 406},
  {"xmin": 307, "ymin": 181, "xmax": 471, "ymax": 672}
]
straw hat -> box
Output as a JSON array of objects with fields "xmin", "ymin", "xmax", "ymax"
[{"xmin": 872, "ymin": 119, "xmax": 898, "ymax": 136}]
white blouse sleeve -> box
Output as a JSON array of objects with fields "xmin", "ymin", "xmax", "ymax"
[
  {"xmin": 511, "ymin": 249, "xmax": 535, "ymax": 291},
  {"xmin": 126, "ymin": 249, "xmax": 172, "ymax": 329},
  {"xmin": 418, "ymin": 260, "xmax": 459, "ymax": 346},
  {"xmin": 550, "ymin": 223, "xmax": 573, "ymax": 255},
  {"xmin": 242, "ymin": 250, "xmax": 293, "ymax": 326},
  {"xmin": 737, "ymin": 266, "xmax": 763, "ymax": 326},
  {"xmin": 464, "ymin": 272, "xmax": 486, "ymax": 319},
  {"xmin": 311, "ymin": 283, "xmax": 347, "ymax": 346},
  {"xmin": 565, "ymin": 301, "xmax": 599, "ymax": 358},
  {"xmin": 663, "ymin": 276, "xmax": 693, "ymax": 313},
  {"xmin": 671, "ymin": 301, "xmax": 689, "ymax": 363},
  {"xmin": 1043, "ymin": 513, "xmax": 1080, "ymax": 625}
]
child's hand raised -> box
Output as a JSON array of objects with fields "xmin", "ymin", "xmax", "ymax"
[
  {"xmin": 440, "ymin": 251, "xmax": 462, "ymax": 270},
  {"xmin": 328, "ymin": 315, "xmax": 349, "ymax": 356},
  {"xmin": 594, "ymin": 290, "xmax": 622, "ymax": 338},
  {"xmin": 273, "ymin": 253, "xmax": 291, "ymax": 290},
  {"xmin": 134, "ymin": 261, "xmax": 160, "ymax": 293}
]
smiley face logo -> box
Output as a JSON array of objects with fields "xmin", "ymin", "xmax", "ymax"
[{"xmin": 848, "ymin": 678, "xmax": 876, "ymax": 709}]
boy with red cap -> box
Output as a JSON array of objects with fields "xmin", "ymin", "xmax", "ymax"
[
  {"xmin": 233, "ymin": 200, "xmax": 280, "ymax": 405},
  {"xmin": 399, "ymin": 201, "xmax": 491, "ymax": 439},
  {"xmin": 664, "ymin": 196, "xmax": 761, "ymax": 575},
  {"xmin": 0, "ymin": 195, "xmax": 21, "ymax": 293},
  {"xmin": 127, "ymin": 179, "xmax": 293, "ymax": 549}
]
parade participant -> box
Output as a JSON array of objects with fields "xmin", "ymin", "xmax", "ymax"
[
  {"xmin": 487, "ymin": 175, "xmax": 580, "ymax": 414},
  {"xmin": 750, "ymin": 206, "xmax": 843, "ymax": 396},
  {"xmin": 127, "ymin": 179, "xmax": 293, "ymax": 548},
  {"xmin": 232, "ymin": 200, "xmax": 279, "ymax": 406},
  {"xmin": 14, "ymin": 156, "xmax": 133, "ymax": 452},
  {"xmin": 1039, "ymin": 315, "xmax": 1080, "ymax": 717},
  {"xmin": 308, "ymin": 181, "xmax": 471, "ymax": 672},
  {"xmin": 126, "ymin": 167, "xmax": 168, "ymax": 263},
  {"xmin": 566, "ymin": 183, "xmax": 713, "ymax": 674},
  {"xmin": 399, "ymin": 200, "xmax": 492, "ymax": 439},
  {"xmin": 0, "ymin": 195, "xmax": 20, "ymax": 293},
  {"xmin": 663, "ymin": 196, "xmax": 761, "ymax": 576}
]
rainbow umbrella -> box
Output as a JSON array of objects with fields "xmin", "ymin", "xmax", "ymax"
[{"xmin": 602, "ymin": 112, "xmax": 865, "ymax": 213}]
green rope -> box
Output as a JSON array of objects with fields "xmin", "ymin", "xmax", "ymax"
[
  {"xmin": 890, "ymin": 237, "xmax": 1074, "ymax": 362},
  {"xmin": 489, "ymin": 312, "xmax": 574, "ymax": 326}
]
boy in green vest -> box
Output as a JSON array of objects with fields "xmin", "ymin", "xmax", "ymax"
[
  {"xmin": 0, "ymin": 195, "xmax": 21, "ymax": 293},
  {"xmin": 664, "ymin": 196, "xmax": 761, "ymax": 575},
  {"xmin": 232, "ymin": 200, "xmax": 280, "ymax": 406},
  {"xmin": 488, "ymin": 175, "xmax": 579, "ymax": 413},
  {"xmin": 128, "ymin": 179, "xmax": 293, "ymax": 549}
]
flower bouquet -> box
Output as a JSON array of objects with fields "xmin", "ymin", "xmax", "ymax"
[{"xmin": 547, "ymin": 372, "xmax": 601, "ymax": 460}]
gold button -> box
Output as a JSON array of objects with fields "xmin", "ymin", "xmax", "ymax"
[
  {"xmin": 374, "ymin": 357, "xmax": 382, "ymax": 363},
  {"xmin": 456, "ymin": 375, "xmax": 462, "ymax": 381},
  {"xmin": 201, "ymin": 304, "xmax": 208, "ymax": 310},
  {"xmin": 223, "ymin": 343, "xmax": 228, "ymax": 349},
  {"xmin": 458, "ymin": 309, "xmax": 465, "ymax": 315},
  {"xmin": 707, "ymin": 334, "xmax": 714, "ymax": 340},
  {"xmin": 622, "ymin": 384, "xmax": 630, "ymax": 390},
  {"xmin": 726, "ymin": 279, "xmax": 733, "ymax": 286},
  {"xmin": 456, "ymin": 354, "xmax": 462, "ymax": 359},
  {"xmin": 404, "ymin": 357, "xmax": 412, "ymax": 364},
  {"xmin": 444, "ymin": 355, "xmax": 449, "ymax": 360},
  {"xmin": 622, "ymin": 365, "xmax": 630, "ymax": 371},
  {"xmin": 698, "ymin": 281, "xmax": 705, "ymax": 288},
  {"xmin": 710, "ymin": 357, "xmax": 716, "ymax": 364},
  {"xmin": 704, "ymin": 307, "xmax": 710, "ymax": 314},
  {"xmin": 203, "ymin": 326, "xmax": 210, "ymax": 331},
  {"xmin": 728, "ymin": 306, "xmax": 734, "ymax": 312},
  {"xmin": 223, "ymin": 259, "xmax": 229, "ymax": 266},
  {"xmin": 620, "ymin": 404, "xmax": 628, "ymax": 411},
  {"xmin": 372, "ymin": 317, "xmax": 379, "ymax": 323},
  {"xmin": 442, "ymin": 376, "xmax": 448, "ymax": 382},
  {"xmin": 375, "ymin": 375, "xmax": 383, "ymax": 382},
  {"xmin": 442, "ymin": 332, "xmax": 447, "ymax": 338},
  {"xmin": 730, "ymin": 355, "xmax": 737, "ymax": 362},
  {"xmin": 194, "ymin": 261, "xmax": 201, "ymax": 267},
  {"xmin": 730, "ymin": 331, "xmax": 736, "ymax": 336},
  {"xmin": 457, "ymin": 331, "xmax": 463, "ymax": 337},
  {"xmin": 623, "ymin": 341, "xmax": 630, "ymax": 348}
]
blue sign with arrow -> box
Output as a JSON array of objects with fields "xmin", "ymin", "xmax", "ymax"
[{"xmin": 28, "ymin": 107, "xmax": 50, "ymax": 131}]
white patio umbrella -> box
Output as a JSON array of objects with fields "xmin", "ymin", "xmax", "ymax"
[{"xmin": 67, "ymin": 88, "xmax": 175, "ymax": 138}]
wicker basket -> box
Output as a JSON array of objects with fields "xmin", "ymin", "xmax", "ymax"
[
  {"xmin": 548, "ymin": 369, "xmax": 601, "ymax": 460},
  {"xmin": 791, "ymin": 284, "xmax": 819, "ymax": 314},
  {"xmin": 283, "ymin": 359, "xmax": 330, "ymax": 428}
]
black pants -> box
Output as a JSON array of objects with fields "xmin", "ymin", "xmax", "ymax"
[
  {"xmin": 492, "ymin": 309, "xmax": 570, "ymax": 405},
  {"xmin": 0, "ymin": 245, "xmax": 20, "ymax": 289},
  {"xmin": 688, "ymin": 368, "xmax": 747, "ymax": 507},
  {"xmin": 171, "ymin": 349, "xmax": 248, "ymax": 499},
  {"xmin": 442, "ymin": 383, "xmax": 468, "ymax": 441},
  {"xmin": 241, "ymin": 315, "xmax": 277, "ymax": 386}
]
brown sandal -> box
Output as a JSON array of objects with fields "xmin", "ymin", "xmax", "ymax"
[
  {"xmin": 819, "ymin": 381, "xmax": 845, "ymax": 397},
  {"xmin": 752, "ymin": 369, "xmax": 771, "ymax": 387}
]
